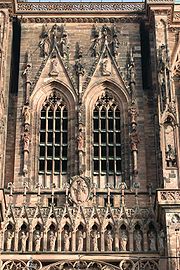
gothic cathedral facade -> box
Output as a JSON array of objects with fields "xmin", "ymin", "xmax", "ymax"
[{"xmin": 0, "ymin": 0, "xmax": 180, "ymax": 269}]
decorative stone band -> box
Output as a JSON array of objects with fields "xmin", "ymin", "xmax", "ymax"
[
  {"xmin": 157, "ymin": 190, "xmax": 180, "ymax": 204},
  {"xmin": 147, "ymin": 0, "xmax": 173, "ymax": 3},
  {"xmin": 16, "ymin": 2, "xmax": 145, "ymax": 13}
]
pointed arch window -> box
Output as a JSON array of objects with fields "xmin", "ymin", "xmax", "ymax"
[
  {"xmin": 39, "ymin": 91, "xmax": 68, "ymax": 186},
  {"xmin": 93, "ymin": 92, "xmax": 121, "ymax": 187}
]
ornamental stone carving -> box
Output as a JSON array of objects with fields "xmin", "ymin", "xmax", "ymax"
[{"xmin": 70, "ymin": 176, "xmax": 90, "ymax": 204}]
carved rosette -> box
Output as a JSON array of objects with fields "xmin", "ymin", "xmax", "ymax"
[{"xmin": 70, "ymin": 176, "xmax": 90, "ymax": 205}]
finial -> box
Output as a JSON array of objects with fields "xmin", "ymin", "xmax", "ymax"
[
  {"xmin": 36, "ymin": 183, "xmax": 42, "ymax": 205},
  {"xmin": 119, "ymin": 182, "xmax": 127, "ymax": 206},
  {"xmin": 23, "ymin": 181, "xmax": 29, "ymax": 205},
  {"xmin": 105, "ymin": 183, "xmax": 111, "ymax": 206},
  {"xmin": 51, "ymin": 183, "xmax": 56, "ymax": 205},
  {"xmin": 64, "ymin": 182, "xmax": 70, "ymax": 204}
]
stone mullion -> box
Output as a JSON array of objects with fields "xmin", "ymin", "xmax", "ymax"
[
  {"xmin": 129, "ymin": 229, "xmax": 134, "ymax": 251},
  {"xmin": 114, "ymin": 227, "xmax": 119, "ymax": 251},
  {"xmin": 143, "ymin": 230, "xmax": 148, "ymax": 252},
  {"xmin": 71, "ymin": 228, "xmax": 76, "ymax": 251},
  {"xmin": 43, "ymin": 230, "xmax": 47, "ymax": 251},
  {"xmin": 86, "ymin": 225, "xmax": 90, "ymax": 252},
  {"xmin": 28, "ymin": 227, "xmax": 33, "ymax": 251},
  {"xmin": 14, "ymin": 229, "xmax": 19, "ymax": 252},
  {"xmin": 100, "ymin": 228, "xmax": 105, "ymax": 251},
  {"xmin": 57, "ymin": 228, "xmax": 61, "ymax": 252},
  {"xmin": 1, "ymin": 230, "xmax": 4, "ymax": 251}
]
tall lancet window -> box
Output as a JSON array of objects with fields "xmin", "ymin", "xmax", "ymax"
[
  {"xmin": 39, "ymin": 91, "xmax": 68, "ymax": 188},
  {"xmin": 93, "ymin": 92, "xmax": 121, "ymax": 188}
]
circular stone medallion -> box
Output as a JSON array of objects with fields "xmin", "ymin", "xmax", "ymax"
[{"xmin": 70, "ymin": 176, "xmax": 90, "ymax": 205}]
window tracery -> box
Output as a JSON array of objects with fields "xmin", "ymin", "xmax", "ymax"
[
  {"xmin": 92, "ymin": 92, "xmax": 121, "ymax": 188},
  {"xmin": 39, "ymin": 91, "xmax": 68, "ymax": 188}
]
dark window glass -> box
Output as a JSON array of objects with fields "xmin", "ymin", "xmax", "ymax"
[
  {"xmin": 55, "ymin": 132, "xmax": 60, "ymax": 144},
  {"xmin": 41, "ymin": 119, "xmax": 46, "ymax": 130},
  {"xmin": 62, "ymin": 133, "xmax": 67, "ymax": 144},
  {"xmin": 48, "ymin": 132, "xmax": 53, "ymax": 143},
  {"xmin": 108, "ymin": 119, "xmax": 113, "ymax": 130},
  {"xmin": 54, "ymin": 160, "xmax": 60, "ymax": 172},
  {"xmin": 55, "ymin": 119, "xmax": 60, "ymax": 130},
  {"xmin": 101, "ymin": 146, "xmax": 106, "ymax": 157},
  {"xmin": 109, "ymin": 146, "xmax": 114, "ymax": 157},
  {"xmin": 116, "ymin": 133, "xmax": 121, "ymax": 144},
  {"xmin": 109, "ymin": 160, "xmax": 114, "ymax": 172},
  {"xmin": 62, "ymin": 119, "xmax": 67, "ymax": 131},
  {"xmin": 47, "ymin": 160, "xmax": 52, "ymax": 171},
  {"xmin": 47, "ymin": 146, "xmax": 53, "ymax": 157},
  {"xmin": 94, "ymin": 132, "xmax": 99, "ymax": 144},
  {"xmin": 41, "ymin": 110, "xmax": 46, "ymax": 118},
  {"xmin": 94, "ymin": 146, "xmax": 99, "ymax": 157},
  {"xmin": 94, "ymin": 160, "xmax": 99, "ymax": 172},
  {"xmin": 101, "ymin": 119, "xmax": 106, "ymax": 130},
  {"xmin": 48, "ymin": 109, "xmax": 53, "ymax": 118},
  {"xmin": 40, "ymin": 146, "xmax": 45, "ymax": 157},
  {"xmin": 55, "ymin": 146, "xmax": 60, "ymax": 157},
  {"xmin": 62, "ymin": 160, "xmax": 67, "ymax": 172},
  {"xmin": 39, "ymin": 160, "xmax": 45, "ymax": 171},
  {"xmin": 101, "ymin": 160, "xmax": 106, "ymax": 172},
  {"xmin": 93, "ymin": 119, "xmax": 99, "ymax": 130},
  {"xmin": 101, "ymin": 133, "xmax": 106, "ymax": 143},
  {"xmin": 40, "ymin": 132, "xmax": 46, "ymax": 143},
  {"xmin": 62, "ymin": 147, "xmax": 67, "ymax": 157},
  {"xmin": 48, "ymin": 119, "xmax": 53, "ymax": 130}
]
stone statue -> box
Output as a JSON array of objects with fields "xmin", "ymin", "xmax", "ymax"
[
  {"xmin": 77, "ymin": 230, "xmax": 85, "ymax": 251},
  {"xmin": 111, "ymin": 25, "xmax": 119, "ymax": 57},
  {"xmin": 60, "ymin": 31, "xmax": 69, "ymax": 58},
  {"xmin": 22, "ymin": 106, "xmax": 30, "ymax": 126},
  {"xmin": 77, "ymin": 129, "xmax": 84, "ymax": 151},
  {"xmin": 148, "ymin": 230, "xmax": 156, "ymax": 251},
  {"xmin": 158, "ymin": 229, "xmax": 165, "ymax": 254},
  {"xmin": 49, "ymin": 230, "xmax": 57, "ymax": 251},
  {"xmin": 23, "ymin": 132, "xmax": 30, "ymax": 152},
  {"xmin": 34, "ymin": 230, "xmax": 42, "ymax": 252},
  {"xmin": 128, "ymin": 59, "xmax": 135, "ymax": 84},
  {"xmin": 130, "ymin": 129, "xmax": 139, "ymax": 151},
  {"xmin": 20, "ymin": 231, "xmax": 28, "ymax": 252},
  {"xmin": 134, "ymin": 230, "xmax": 142, "ymax": 251},
  {"xmin": 101, "ymin": 56, "xmax": 111, "ymax": 76},
  {"xmin": 129, "ymin": 107, "xmax": 137, "ymax": 129},
  {"xmin": 91, "ymin": 229, "xmax": 100, "ymax": 251},
  {"xmin": 6, "ymin": 230, "xmax": 14, "ymax": 251},
  {"xmin": 120, "ymin": 230, "xmax": 128, "ymax": 251},
  {"xmin": 64, "ymin": 230, "xmax": 71, "ymax": 251},
  {"xmin": 49, "ymin": 57, "xmax": 59, "ymax": 76},
  {"xmin": 105, "ymin": 230, "xmax": 113, "ymax": 251},
  {"xmin": 166, "ymin": 144, "xmax": 176, "ymax": 167}
]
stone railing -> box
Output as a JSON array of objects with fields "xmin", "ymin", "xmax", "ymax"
[{"xmin": 157, "ymin": 189, "xmax": 180, "ymax": 204}]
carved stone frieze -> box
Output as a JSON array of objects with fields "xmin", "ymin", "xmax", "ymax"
[
  {"xmin": 21, "ymin": 17, "xmax": 143, "ymax": 24},
  {"xmin": 16, "ymin": 3, "xmax": 145, "ymax": 13},
  {"xmin": 1, "ymin": 259, "xmax": 160, "ymax": 270},
  {"xmin": 158, "ymin": 190, "xmax": 180, "ymax": 203}
]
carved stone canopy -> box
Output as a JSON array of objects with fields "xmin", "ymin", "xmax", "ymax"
[{"xmin": 69, "ymin": 176, "xmax": 90, "ymax": 205}]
